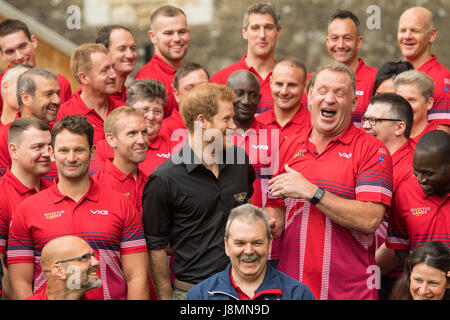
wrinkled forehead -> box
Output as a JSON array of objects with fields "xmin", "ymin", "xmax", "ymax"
[{"xmin": 314, "ymin": 69, "xmax": 353, "ymax": 91}]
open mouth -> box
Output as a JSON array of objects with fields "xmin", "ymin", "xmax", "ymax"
[{"xmin": 320, "ymin": 108, "xmax": 337, "ymax": 118}]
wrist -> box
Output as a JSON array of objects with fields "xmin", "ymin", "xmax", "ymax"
[{"xmin": 309, "ymin": 186, "xmax": 324, "ymax": 205}]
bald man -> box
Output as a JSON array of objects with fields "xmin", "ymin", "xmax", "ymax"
[
  {"xmin": 26, "ymin": 236, "xmax": 101, "ymax": 300},
  {"xmin": 397, "ymin": 7, "xmax": 450, "ymax": 132}
]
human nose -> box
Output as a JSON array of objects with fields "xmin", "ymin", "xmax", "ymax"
[{"xmin": 243, "ymin": 243, "xmax": 254, "ymax": 254}]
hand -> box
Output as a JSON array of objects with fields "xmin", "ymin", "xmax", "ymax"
[{"xmin": 269, "ymin": 164, "xmax": 317, "ymax": 200}]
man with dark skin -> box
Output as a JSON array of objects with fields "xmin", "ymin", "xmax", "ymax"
[
  {"xmin": 226, "ymin": 70, "xmax": 261, "ymax": 132},
  {"xmin": 387, "ymin": 130, "xmax": 450, "ymax": 268}
]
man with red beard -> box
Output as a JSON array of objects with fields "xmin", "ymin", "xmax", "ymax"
[
  {"xmin": 57, "ymin": 44, "xmax": 124, "ymax": 144},
  {"xmin": 95, "ymin": 25, "xmax": 138, "ymax": 103},
  {"xmin": 135, "ymin": 5, "xmax": 190, "ymax": 118}
]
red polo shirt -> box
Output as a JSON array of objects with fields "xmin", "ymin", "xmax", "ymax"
[
  {"xmin": 375, "ymin": 139, "xmax": 415, "ymax": 249},
  {"xmin": 266, "ymin": 123, "xmax": 393, "ymax": 300},
  {"xmin": 257, "ymin": 104, "xmax": 311, "ymax": 145},
  {"xmin": 134, "ymin": 53, "xmax": 178, "ymax": 118},
  {"xmin": 110, "ymin": 84, "xmax": 127, "ymax": 103},
  {"xmin": 387, "ymin": 174, "xmax": 449, "ymax": 251},
  {"xmin": 301, "ymin": 59, "xmax": 377, "ymax": 128},
  {"xmin": 138, "ymin": 134, "xmax": 173, "ymax": 176},
  {"xmin": 0, "ymin": 170, "xmax": 52, "ymax": 254},
  {"xmin": 0, "ymin": 70, "xmax": 72, "ymax": 113},
  {"xmin": 412, "ymin": 122, "xmax": 440, "ymax": 144},
  {"xmin": 56, "ymin": 89, "xmax": 125, "ymax": 144},
  {"xmin": 417, "ymin": 55, "xmax": 450, "ymax": 126},
  {"xmin": 211, "ymin": 55, "xmax": 274, "ymax": 115},
  {"xmin": 7, "ymin": 178, "xmax": 147, "ymax": 300},
  {"xmin": 159, "ymin": 109, "xmax": 186, "ymax": 140},
  {"xmin": 93, "ymin": 159, "xmax": 147, "ymax": 216}
]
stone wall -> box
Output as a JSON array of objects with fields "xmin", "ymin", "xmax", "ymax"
[{"xmin": 6, "ymin": 0, "xmax": 450, "ymax": 79}]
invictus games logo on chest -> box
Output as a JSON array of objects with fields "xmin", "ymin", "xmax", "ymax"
[
  {"xmin": 44, "ymin": 210, "xmax": 64, "ymax": 220},
  {"xmin": 293, "ymin": 149, "xmax": 307, "ymax": 159},
  {"xmin": 411, "ymin": 207, "xmax": 431, "ymax": 216}
]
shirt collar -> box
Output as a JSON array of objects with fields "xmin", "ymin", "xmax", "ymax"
[
  {"xmin": 152, "ymin": 53, "xmax": 177, "ymax": 75},
  {"xmin": 180, "ymin": 141, "xmax": 228, "ymax": 173},
  {"xmin": 148, "ymin": 135, "xmax": 164, "ymax": 150},
  {"xmin": 4, "ymin": 170, "xmax": 37, "ymax": 195},
  {"xmin": 49, "ymin": 176, "xmax": 99, "ymax": 203}
]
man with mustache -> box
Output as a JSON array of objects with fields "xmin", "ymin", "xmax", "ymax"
[
  {"xmin": 387, "ymin": 130, "xmax": 450, "ymax": 269},
  {"xmin": 135, "ymin": 5, "xmax": 190, "ymax": 118},
  {"xmin": 56, "ymin": 43, "xmax": 124, "ymax": 144},
  {"xmin": 0, "ymin": 19, "xmax": 72, "ymax": 114},
  {"xmin": 0, "ymin": 68, "xmax": 61, "ymax": 177},
  {"xmin": 211, "ymin": 2, "xmax": 281, "ymax": 115},
  {"xmin": 397, "ymin": 7, "xmax": 450, "ymax": 132},
  {"xmin": 186, "ymin": 204, "xmax": 314, "ymax": 300},
  {"xmin": 142, "ymin": 83, "xmax": 255, "ymax": 300},
  {"xmin": 0, "ymin": 117, "xmax": 52, "ymax": 299},
  {"xmin": 7, "ymin": 115, "xmax": 149, "ymax": 300},
  {"xmin": 26, "ymin": 236, "xmax": 102, "ymax": 300}
]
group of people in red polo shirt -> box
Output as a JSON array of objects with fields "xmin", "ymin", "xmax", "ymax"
[{"xmin": 0, "ymin": 2, "xmax": 448, "ymax": 301}]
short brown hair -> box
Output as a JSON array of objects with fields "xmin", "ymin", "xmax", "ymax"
[
  {"xmin": 104, "ymin": 106, "xmax": 145, "ymax": 136},
  {"xmin": 150, "ymin": 5, "xmax": 186, "ymax": 30},
  {"xmin": 70, "ymin": 43, "xmax": 109, "ymax": 83},
  {"xmin": 180, "ymin": 83, "xmax": 236, "ymax": 133},
  {"xmin": 8, "ymin": 116, "xmax": 49, "ymax": 145},
  {"xmin": 0, "ymin": 19, "xmax": 32, "ymax": 51},
  {"xmin": 51, "ymin": 115, "xmax": 94, "ymax": 150}
]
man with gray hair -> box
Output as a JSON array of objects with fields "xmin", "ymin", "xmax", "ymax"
[
  {"xmin": 0, "ymin": 64, "xmax": 33, "ymax": 126},
  {"xmin": 0, "ymin": 68, "xmax": 61, "ymax": 177},
  {"xmin": 211, "ymin": 2, "xmax": 282, "ymax": 115},
  {"xmin": 265, "ymin": 62, "xmax": 393, "ymax": 300},
  {"xmin": 186, "ymin": 203, "xmax": 314, "ymax": 300}
]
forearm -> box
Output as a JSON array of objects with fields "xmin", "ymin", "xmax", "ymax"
[
  {"xmin": 126, "ymin": 275, "xmax": 150, "ymax": 300},
  {"xmin": 149, "ymin": 249, "xmax": 173, "ymax": 300},
  {"xmin": 315, "ymin": 189, "xmax": 385, "ymax": 234},
  {"xmin": 263, "ymin": 206, "xmax": 285, "ymax": 239},
  {"xmin": 376, "ymin": 243, "xmax": 399, "ymax": 277}
]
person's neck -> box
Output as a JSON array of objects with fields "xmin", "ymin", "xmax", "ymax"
[
  {"xmin": 386, "ymin": 137, "xmax": 408, "ymax": 155},
  {"xmin": 274, "ymin": 104, "xmax": 300, "ymax": 127},
  {"xmin": 80, "ymin": 88, "xmax": 110, "ymax": 119},
  {"xmin": 0, "ymin": 105, "xmax": 18, "ymax": 125},
  {"xmin": 115, "ymin": 72, "xmax": 129, "ymax": 92},
  {"xmin": 155, "ymin": 50, "xmax": 183, "ymax": 69},
  {"xmin": 57, "ymin": 174, "xmax": 91, "ymax": 203},
  {"xmin": 345, "ymin": 57, "xmax": 360, "ymax": 73},
  {"xmin": 112, "ymin": 156, "xmax": 139, "ymax": 180},
  {"xmin": 234, "ymin": 116, "xmax": 255, "ymax": 132},
  {"xmin": 407, "ymin": 51, "xmax": 432, "ymax": 69},
  {"xmin": 231, "ymin": 265, "xmax": 266, "ymax": 299},
  {"xmin": 9, "ymin": 164, "xmax": 42, "ymax": 191},
  {"xmin": 45, "ymin": 282, "xmax": 86, "ymax": 300},
  {"xmin": 245, "ymin": 51, "xmax": 276, "ymax": 80},
  {"xmin": 410, "ymin": 119, "xmax": 429, "ymax": 138},
  {"xmin": 310, "ymin": 125, "xmax": 347, "ymax": 154},
  {"xmin": 188, "ymin": 135, "xmax": 220, "ymax": 178}
]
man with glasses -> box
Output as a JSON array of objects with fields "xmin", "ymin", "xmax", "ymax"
[
  {"xmin": 26, "ymin": 236, "xmax": 102, "ymax": 300},
  {"xmin": 7, "ymin": 115, "xmax": 149, "ymax": 300},
  {"xmin": 362, "ymin": 92, "xmax": 415, "ymax": 299}
]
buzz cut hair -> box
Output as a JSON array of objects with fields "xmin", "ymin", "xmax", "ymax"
[
  {"xmin": 8, "ymin": 116, "xmax": 49, "ymax": 145},
  {"xmin": 173, "ymin": 62, "xmax": 210, "ymax": 91},
  {"xmin": 104, "ymin": 106, "xmax": 145, "ymax": 136},
  {"xmin": 150, "ymin": 5, "xmax": 186, "ymax": 30},
  {"xmin": 328, "ymin": 9, "xmax": 361, "ymax": 35}
]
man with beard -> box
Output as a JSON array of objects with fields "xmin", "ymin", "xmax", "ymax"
[
  {"xmin": 57, "ymin": 43, "xmax": 124, "ymax": 144},
  {"xmin": 387, "ymin": 130, "xmax": 450, "ymax": 268},
  {"xmin": 7, "ymin": 115, "xmax": 149, "ymax": 300},
  {"xmin": 135, "ymin": 5, "xmax": 190, "ymax": 118},
  {"xmin": 142, "ymin": 83, "xmax": 255, "ymax": 300},
  {"xmin": 26, "ymin": 236, "xmax": 102, "ymax": 300},
  {"xmin": 186, "ymin": 204, "xmax": 314, "ymax": 300},
  {"xmin": 0, "ymin": 68, "xmax": 61, "ymax": 177}
]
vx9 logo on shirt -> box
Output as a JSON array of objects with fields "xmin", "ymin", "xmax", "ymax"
[
  {"xmin": 338, "ymin": 152, "xmax": 352, "ymax": 159},
  {"xmin": 44, "ymin": 210, "xmax": 65, "ymax": 220},
  {"xmin": 252, "ymin": 145, "xmax": 269, "ymax": 150},
  {"xmin": 157, "ymin": 153, "xmax": 171, "ymax": 159},
  {"xmin": 90, "ymin": 210, "xmax": 109, "ymax": 215}
]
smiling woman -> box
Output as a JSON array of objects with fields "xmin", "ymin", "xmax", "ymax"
[{"xmin": 391, "ymin": 241, "xmax": 450, "ymax": 300}]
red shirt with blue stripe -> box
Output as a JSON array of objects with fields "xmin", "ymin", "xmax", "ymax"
[
  {"xmin": 417, "ymin": 55, "xmax": 450, "ymax": 126},
  {"xmin": 7, "ymin": 178, "xmax": 147, "ymax": 300},
  {"xmin": 266, "ymin": 123, "xmax": 393, "ymax": 300},
  {"xmin": 211, "ymin": 55, "xmax": 274, "ymax": 115},
  {"xmin": 387, "ymin": 174, "xmax": 449, "ymax": 251}
]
